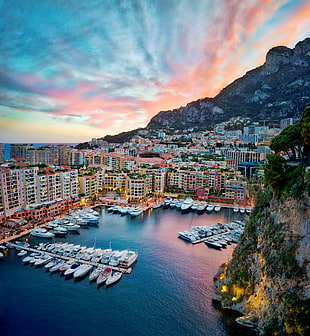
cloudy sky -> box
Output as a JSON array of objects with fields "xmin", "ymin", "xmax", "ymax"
[{"xmin": 0, "ymin": 0, "xmax": 309, "ymax": 143}]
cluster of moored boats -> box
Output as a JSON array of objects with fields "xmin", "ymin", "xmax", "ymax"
[
  {"xmin": 17, "ymin": 242, "xmax": 138, "ymax": 286},
  {"xmin": 106, "ymin": 205, "xmax": 145, "ymax": 217},
  {"xmin": 162, "ymin": 197, "xmax": 251, "ymax": 215},
  {"xmin": 30, "ymin": 208, "xmax": 100, "ymax": 238},
  {"xmin": 178, "ymin": 220, "xmax": 245, "ymax": 249}
]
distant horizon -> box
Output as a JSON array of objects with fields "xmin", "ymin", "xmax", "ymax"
[{"xmin": 1, "ymin": 0, "xmax": 309, "ymax": 142}]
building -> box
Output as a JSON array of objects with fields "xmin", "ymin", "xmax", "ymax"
[
  {"xmin": 225, "ymin": 179, "xmax": 247, "ymax": 202},
  {"xmin": 125, "ymin": 175, "xmax": 149, "ymax": 202},
  {"xmin": 10, "ymin": 144, "xmax": 34, "ymax": 160},
  {"xmin": 0, "ymin": 143, "xmax": 4, "ymax": 163}
]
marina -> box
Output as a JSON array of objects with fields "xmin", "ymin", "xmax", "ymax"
[{"xmin": 0, "ymin": 207, "xmax": 256, "ymax": 336}]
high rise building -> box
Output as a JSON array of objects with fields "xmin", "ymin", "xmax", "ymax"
[
  {"xmin": 0, "ymin": 143, "xmax": 4, "ymax": 163},
  {"xmin": 10, "ymin": 144, "xmax": 34, "ymax": 160}
]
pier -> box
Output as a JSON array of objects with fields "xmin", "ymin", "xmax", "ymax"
[{"xmin": 8, "ymin": 243, "xmax": 132, "ymax": 274}]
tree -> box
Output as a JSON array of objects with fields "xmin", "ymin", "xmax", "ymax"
[
  {"xmin": 301, "ymin": 106, "xmax": 310, "ymax": 161},
  {"xmin": 264, "ymin": 154, "xmax": 287, "ymax": 188},
  {"xmin": 270, "ymin": 124, "xmax": 303, "ymax": 160}
]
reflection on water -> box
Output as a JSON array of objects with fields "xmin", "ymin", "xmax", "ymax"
[{"xmin": 0, "ymin": 207, "xmax": 258, "ymax": 336}]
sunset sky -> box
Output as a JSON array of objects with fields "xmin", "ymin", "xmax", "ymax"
[{"xmin": 1, "ymin": 0, "xmax": 309, "ymax": 143}]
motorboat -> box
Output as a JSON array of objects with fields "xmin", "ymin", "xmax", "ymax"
[
  {"xmin": 52, "ymin": 226, "xmax": 67, "ymax": 237},
  {"xmin": 191, "ymin": 202, "xmax": 200, "ymax": 211},
  {"xmin": 119, "ymin": 250, "xmax": 138, "ymax": 268},
  {"xmin": 109, "ymin": 250, "xmax": 127, "ymax": 267},
  {"xmin": 34, "ymin": 255, "xmax": 52, "ymax": 267},
  {"xmin": 17, "ymin": 250, "xmax": 28, "ymax": 257},
  {"xmin": 97, "ymin": 267, "xmax": 112, "ymax": 286},
  {"xmin": 119, "ymin": 206, "xmax": 131, "ymax": 215},
  {"xmin": 197, "ymin": 202, "xmax": 207, "ymax": 213},
  {"xmin": 73, "ymin": 264, "xmax": 93, "ymax": 279},
  {"xmin": 129, "ymin": 207, "xmax": 143, "ymax": 217},
  {"xmin": 59, "ymin": 260, "xmax": 75, "ymax": 272},
  {"xmin": 163, "ymin": 197, "xmax": 172, "ymax": 208},
  {"xmin": 214, "ymin": 205, "xmax": 221, "ymax": 212},
  {"xmin": 233, "ymin": 205, "xmax": 239, "ymax": 213},
  {"xmin": 106, "ymin": 271, "xmax": 122, "ymax": 286},
  {"xmin": 101, "ymin": 250, "xmax": 114, "ymax": 264},
  {"xmin": 152, "ymin": 202, "xmax": 162, "ymax": 209},
  {"xmin": 246, "ymin": 206, "xmax": 251, "ymax": 214},
  {"xmin": 64, "ymin": 262, "xmax": 81, "ymax": 277},
  {"xmin": 0, "ymin": 252, "xmax": 4, "ymax": 260},
  {"xmin": 30, "ymin": 227, "xmax": 55, "ymax": 239},
  {"xmin": 89, "ymin": 266, "xmax": 105, "ymax": 282},
  {"xmin": 239, "ymin": 207, "xmax": 245, "ymax": 214},
  {"xmin": 169, "ymin": 199, "xmax": 177, "ymax": 208},
  {"xmin": 181, "ymin": 198, "xmax": 193, "ymax": 212},
  {"xmin": 50, "ymin": 260, "xmax": 65, "ymax": 273},
  {"xmin": 206, "ymin": 204, "xmax": 214, "ymax": 212},
  {"xmin": 60, "ymin": 223, "xmax": 80, "ymax": 233}
]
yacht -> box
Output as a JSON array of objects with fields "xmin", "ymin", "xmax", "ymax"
[
  {"xmin": 109, "ymin": 250, "xmax": 127, "ymax": 267},
  {"xmin": 34, "ymin": 255, "xmax": 52, "ymax": 267},
  {"xmin": 181, "ymin": 198, "xmax": 193, "ymax": 212},
  {"xmin": 89, "ymin": 266, "xmax": 105, "ymax": 282},
  {"xmin": 191, "ymin": 202, "xmax": 200, "ymax": 211},
  {"xmin": 0, "ymin": 252, "xmax": 4, "ymax": 260},
  {"xmin": 17, "ymin": 250, "xmax": 28, "ymax": 257},
  {"xmin": 97, "ymin": 267, "xmax": 112, "ymax": 286},
  {"xmin": 106, "ymin": 271, "xmax": 122, "ymax": 286},
  {"xmin": 214, "ymin": 205, "xmax": 221, "ymax": 212},
  {"xmin": 246, "ymin": 206, "xmax": 251, "ymax": 214},
  {"xmin": 129, "ymin": 207, "xmax": 143, "ymax": 217},
  {"xmin": 239, "ymin": 207, "xmax": 245, "ymax": 214},
  {"xmin": 119, "ymin": 206, "xmax": 131, "ymax": 215},
  {"xmin": 169, "ymin": 199, "xmax": 177, "ymax": 208},
  {"xmin": 30, "ymin": 227, "xmax": 55, "ymax": 238},
  {"xmin": 152, "ymin": 202, "xmax": 162, "ymax": 209},
  {"xmin": 73, "ymin": 264, "xmax": 93, "ymax": 279},
  {"xmin": 233, "ymin": 205, "xmax": 239, "ymax": 213},
  {"xmin": 101, "ymin": 250, "xmax": 114, "ymax": 264},
  {"xmin": 64, "ymin": 262, "xmax": 81, "ymax": 277},
  {"xmin": 52, "ymin": 226, "xmax": 67, "ymax": 237},
  {"xmin": 197, "ymin": 202, "xmax": 207, "ymax": 214},
  {"xmin": 119, "ymin": 250, "xmax": 138, "ymax": 268},
  {"xmin": 206, "ymin": 204, "xmax": 214, "ymax": 212},
  {"xmin": 49, "ymin": 260, "xmax": 65, "ymax": 273},
  {"xmin": 163, "ymin": 197, "xmax": 172, "ymax": 208}
]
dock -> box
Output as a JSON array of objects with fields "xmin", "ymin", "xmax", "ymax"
[{"xmin": 8, "ymin": 243, "xmax": 132, "ymax": 274}]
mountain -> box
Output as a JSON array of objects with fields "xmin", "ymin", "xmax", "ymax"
[{"xmin": 147, "ymin": 38, "xmax": 310, "ymax": 129}]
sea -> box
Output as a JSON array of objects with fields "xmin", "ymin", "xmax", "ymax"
[{"xmin": 0, "ymin": 208, "xmax": 258, "ymax": 336}]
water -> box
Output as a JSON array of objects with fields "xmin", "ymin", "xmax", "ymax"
[{"xmin": 0, "ymin": 208, "xmax": 256, "ymax": 336}]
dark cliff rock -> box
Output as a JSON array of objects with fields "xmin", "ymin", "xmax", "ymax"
[
  {"xmin": 147, "ymin": 38, "xmax": 310, "ymax": 129},
  {"xmin": 213, "ymin": 173, "xmax": 310, "ymax": 335}
]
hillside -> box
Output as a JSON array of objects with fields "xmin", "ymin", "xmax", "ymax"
[
  {"xmin": 213, "ymin": 108, "xmax": 310, "ymax": 335},
  {"xmin": 147, "ymin": 38, "xmax": 310, "ymax": 130}
]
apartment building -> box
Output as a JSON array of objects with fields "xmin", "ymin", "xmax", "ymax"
[
  {"xmin": 139, "ymin": 168, "xmax": 167, "ymax": 194},
  {"xmin": 78, "ymin": 174, "xmax": 98, "ymax": 197},
  {"xmin": 126, "ymin": 175, "xmax": 149, "ymax": 202},
  {"xmin": 0, "ymin": 143, "xmax": 4, "ymax": 163},
  {"xmin": 225, "ymin": 179, "xmax": 247, "ymax": 201},
  {"xmin": 222, "ymin": 149, "xmax": 265, "ymax": 168},
  {"xmin": 10, "ymin": 144, "xmax": 34, "ymax": 160}
]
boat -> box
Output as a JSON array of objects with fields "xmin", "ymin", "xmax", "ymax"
[
  {"xmin": 181, "ymin": 198, "xmax": 193, "ymax": 213},
  {"xmin": 163, "ymin": 197, "xmax": 172, "ymax": 208},
  {"xmin": 52, "ymin": 226, "xmax": 67, "ymax": 237},
  {"xmin": 64, "ymin": 262, "xmax": 81, "ymax": 277},
  {"xmin": 204, "ymin": 240, "xmax": 222, "ymax": 249},
  {"xmin": 214, "ymin": 205, "xmax": 221, "ymax": 212},
  {"xmin": 89, "ymin": 266, "xmax": 105, "ymax": 282},
  {"xmin": 109, "ymin": 250, "xmax": 127, "ymax": 267},
  {"xmin": 206, "ymin": 204, "xmax": 214, "ymax": 212},
  {"xmin": 15, "ymin": 241, "xmax": 30, "ymax": 250},
  {"xmin": 106, "ymin": 271, "xmax": 122, "ymax": 286},
  {"xmin": 239, "ymin": 207, "xmax": 245, "ymax": 214},
  {"xmin": 0, "ymin": 252, "xmax": 4, "ymax": 260},
  {"xmin": 34, "ymin": 255, "xmax": 52, "ymax": 267},
  {"xmin": 233, "ymin": 205, "xmax": 239, "ymax": 213},
  {"xmin": 73, "ymin": 264, "xmax": 93, "ymax": 279},
  {"xmin": 129, "ymin": 207, "xmax": 143, "ymax": 217},
  {"xmin": 119, "ymin": 250, "xmax": 138, "ymax": 268},
  {"xmin": 30, "ymin": 227, "xmax": 55, "ymax": 239},
  {"xmin": 246, "ymin": 206, "xmax": 251, "ymax": 214},
  {"xmin": 169, "ymin": 199, "xmax": 177, "ymax": 208},
  {"xmin": 197, "ymin": 202, "xmax": 207, "ymax": 214},
  {"xmin": 119, "ymin": 206, "xmax": 131, "ymax": 215},
  {"xmin": 49, "ymin": 260, "xmax": 65, "ymax": 273},
  {"xmin": 152, "ymin": 202, "xmax": 162, "ymax": 209},
  {"xmin": 97, "ymin": 267, "xmax": 112, "ymax": 286},
  {"xmin": 17, "ymin": 250, "xmax": 28, "ymax": 257},
  {"xmin": 59, "ymin": 260, "xmax": 75, "ymax": 272}
]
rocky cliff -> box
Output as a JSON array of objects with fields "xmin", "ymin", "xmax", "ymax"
[
  {"xmin": 213, "ymin": 173, "xmax": 310, "ymax": 335},
  {"xmin": 147, "ymin": 38, "xmax": 310, "ymax": 130}
]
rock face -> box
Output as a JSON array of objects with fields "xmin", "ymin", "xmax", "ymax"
[
  {"xmin": 147, "ymin": 38, "xmax": 310, "ymax": 130},
  {"xmin": 213, "ymin": 177, "xmax": 310, "ymax": 335}
]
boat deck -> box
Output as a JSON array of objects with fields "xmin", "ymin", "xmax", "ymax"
[{"xmin": 8, "ymin": 243, "xmax": 132, "ymax": 274}]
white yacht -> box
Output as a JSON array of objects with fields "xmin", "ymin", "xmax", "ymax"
[
  {"xmin": 119, "ymin": 250, "xmax": 138, "ymax": 268},
  {"xmin": 197, "ymin": 202, "xmax": 207, "ymax": 213},
  {"xmin": 73, "ymin": 264, "xmax": 93, "ymax": 279},
  {"xmin": 239, "ymin": 207, "xmax": 245, "ymax": 214},
  {"xmin": 214, "ymin": 204, "xmax": 221, "ymax": 212},
  {"xmin": 0, "ymin": 252, "xmax": 4, "ymax": 260},
  {"xmin": 30, "ymin": 227, "xmax": 55, "ymax": 238},
  {"xmin": 233, "ymin": 205, "xmax": 239, "ymax": 213},
  {"xmin": 106, "ymin": 271, "xmax": 122, "ymax": 286},
  {"xmin": 129, "ymin": 207, "xmax": 143, "ymax": 217},
  {"xmin": 97, "ymin": 267, "xmax": 112, "ymax": 286},
  {"xmin": 89, "ymin": 266, "xmax": 105, "ymax": 282},
  {"xmin": 206, "ymin": 204, "xmax": 214, "ymax": 212},
  {"xmin": 181, "ymin": 198, "xmax": 193, "ymax": 212},
  {"xmin": 64, "ymin": 262, "xmax": 81, "ymax": 277},
  {"xmin": 246, "ymin": 206, "xmax": 251, "ymax": 214},
  {"xmin": 109, "ymin": 250, "xmax": 127, "ymax": 267}
]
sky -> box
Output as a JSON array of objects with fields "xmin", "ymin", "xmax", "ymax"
[{"xmin": 0, "ymin": 0, "xmax": 309, "ymax": 143}]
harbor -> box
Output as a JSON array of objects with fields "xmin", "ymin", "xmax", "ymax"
[{"xmin": 0, "ymin": 205, "xmax": 256, "ymax": 336}]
